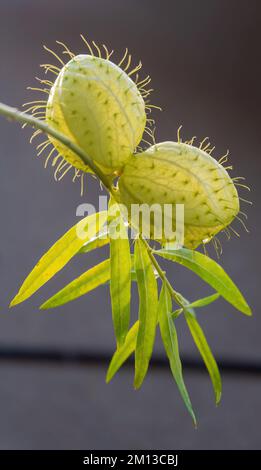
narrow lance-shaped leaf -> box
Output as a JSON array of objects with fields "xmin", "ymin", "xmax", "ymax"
[
  {"xmin": 10, "ymin": 211, "xmax": 108, "ymax": 306},
  {"xmin": 187, "ymin": 293, "xmax": 220, "ymax": 309},
  {"xmin": 134, "ymin": 238, "xmax": 158, "ymax": 389},
  {"xmin": 41, "ymin": 253, "xmax": 158, "ymax": 310},
  {"xmin": 185, "ymin": 308, "xmax": 222, "ymax": 405},
  {"xmin": 106, "ymin": 262, "xmax": 160, "ymax": 381},
  {"xmin": 154, "ymin": 248, "xmax": 251, "ymax": 315},
  {"xmin": 40, "ymin": 259, "xmax": 110, "ymax": 309},
  {"xmin": 109, "ymin": 201, "xmax": 131, "ymax": 347},
  {"xmin": 106, "ymin": 321, "xmax": 139, "ymax": 383},
  {"xmin": 158, "ymin": 283, "xmax": 196, "ymax": 425},
  {"xmin": 106, "ymin": 251, "xmax": 160, "ymax": 382},
  {"xmin": 79, "ymin": 227, "xmax": 109, "ymax": 254}
]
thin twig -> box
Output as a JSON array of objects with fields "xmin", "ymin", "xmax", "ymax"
[
  {"xmin": 140, "ymin": 237, "xmax": 186, "ymax": 309},
  {"xmin": 0, "ymin": 102, "xmax": 113, "ymax": 193}
]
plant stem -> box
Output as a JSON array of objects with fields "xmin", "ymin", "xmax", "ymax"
[
  {"xmin": 140, "ymin": 237, "xmax": 184, "ymax": 309},
  {"xmin": 0, "ymin": 102, "xmax": 113, "ymax": 193},
  {"xmin": 0, "ymin": 101, "xmax": 184, "ymax": 308}
]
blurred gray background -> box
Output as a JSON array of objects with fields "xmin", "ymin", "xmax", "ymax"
[{"xmin": 0, "ymin": 0, "xmax": 260, "ymax": 450}]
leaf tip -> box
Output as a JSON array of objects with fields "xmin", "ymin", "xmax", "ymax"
[
  {"xmin": 39, "ymin": 301, "xmax": 50, "ymax": 310},
  {"xmin": 215, "ymin": 391, "xmax": 222, "ymax": 406},
  {"xmin": 9, "ymin": 295, "xmax": 21, "ymax": 308},
  {"xmin": 186, "ymin": 400, "xmax": 197, "ymax": 428},
  {"xmin": 105, "ymin": 367, "xmax": 113, "ymax": 383},
  {"xmin": 188, "ymin": 406, "xmax": 197, "ymax": 427},
  {"xmin": 133, "ymin": 375, "xmax": 143, "ymax": 390},
  {"xmin": 245, "ymin": 304, "xmax": 252, "ymax": 316},
  {"xmin": 238, "ymin": 301, "xmax": 252, "ymax": 316}
]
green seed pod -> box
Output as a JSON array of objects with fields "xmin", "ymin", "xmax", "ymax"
[
  {"xmin": 46, "ymin": 54, "xmax": 146, "ymax": 174},
  {"xmin": 118, "ymin": 141, "xmax": 239, "ymax": 248}
]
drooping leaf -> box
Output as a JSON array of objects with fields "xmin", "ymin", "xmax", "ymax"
[
  {"xmin": 79, "ymin": 227, "xmax": 109, "ymax": 254},
  {"xmin": 40, "ymin": 259, "xmax": 110, "ymax": 309},
  {"xmin": 41, "ymin": 254, "xmax": 144, "ymax": 308},
  {"xmin": 109, "ymin": 202, "xmax": 131, "ymax": 347},
  {"xmin": 134, "ymin": 238, "xmax": 158, "ymax": 389},
  {"xmin": 158, "ymin": 283, "xmax": 196, "ymax": 425},
  {"xmin": 106, "ymin": 321, "xmax": 139, "ymax": 383},
  {"xmin": 10, "ymin": 211, "xmax": 108, "ymax": 306},
  {"xmin": 106, "ymin": 252, "xmax": 159, "ymax": 382},
  {"xmin": 187, "ymin": 293, "xmax": 220, "ymax": 309},
  {"xmin": 154, "ymin": 248, "xmax": 251, "ymax": 315},
  {"xmin": 185, "ymin": 308, "xmax": 222, "ymax": 404}
]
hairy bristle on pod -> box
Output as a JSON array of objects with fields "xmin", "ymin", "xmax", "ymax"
[
  {"xmin": 118, "ymin": 141, "xmax": 240, "ymax": 249},
  {"xmin": 23, "ymin": 38, "xmax": 161, "ymax": 191},
  {"xmin": 42, "ymin": 40, "xmax": 149, "ymax": 176}
]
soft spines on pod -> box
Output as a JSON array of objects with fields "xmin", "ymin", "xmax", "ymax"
[
  {"xmin": 118, "ymin": 141, "xmax": 240, "ymax": 249},
  {"xmin": 46, "ymin": 54, "xmax": 146, "ymax": 174}
]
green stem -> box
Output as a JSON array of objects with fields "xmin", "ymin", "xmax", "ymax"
[
  {"xmin": 0, "ymin": 101, "xmax": 183, "ymax": 308},
  {"xmin": 0, "ymin": 102, "xmax": 113, "ymax": 193},
  {"xmin": 140, "ymin": 237, "xmax": 184, "ymax": 309}
]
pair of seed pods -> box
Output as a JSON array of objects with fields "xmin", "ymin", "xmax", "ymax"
[{"xmin": 46, "ymin": 51, "xmax": 239, "ymax": 249}]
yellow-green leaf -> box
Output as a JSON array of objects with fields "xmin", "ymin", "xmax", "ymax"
[
  {"xmin": 79, "ymin": 227, "xmax": 109, "ymax": 253},
  {"xmin": 41, "ymin": 254, "xmax": 145, "ymax": 309},
  {"xmin": 134, "ymin": 239, "xmax": 158, "ymax": 389},
  {"xmin": 40, "ymin": 259, "xmax": 110, "ymax": 309},
  {"xmin": 187, "ymin": 293, "xmax": 220, "ymax": 309},
  {"xmin": 158, "ymin": 283, "xmax": 196, "ymax": 425},
  {"xmin": 106, "ymin": 321, "xmax": 139, "ymax": 383},
  {"xmin": 185, "ymin": 309, "xmax": 222, "ymax": 404},
  {"xmin": 109, "ymin": 203, "xmax": 131, "ymax": 347},
  {"xmin": 155, "ymin": 248, "xmax": 251, "ymax": 315},
  {"xmin": 10, "ymin": 211, "xmax": 108, "ymax": 306}
]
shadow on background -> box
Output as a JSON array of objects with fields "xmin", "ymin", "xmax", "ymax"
[{"xmin": 0, "ymin": 0, "xmax": 260, "ymax": 450}]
